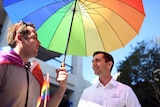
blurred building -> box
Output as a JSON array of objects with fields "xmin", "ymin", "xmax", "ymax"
[{"xmin": 0, "ymin": 3, "xmax": 91, "ymax": 107}]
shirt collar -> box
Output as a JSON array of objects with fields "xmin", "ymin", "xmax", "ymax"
[{"xmin": 96, "ymin": 78, "xmax": 117, "ymax": 88}]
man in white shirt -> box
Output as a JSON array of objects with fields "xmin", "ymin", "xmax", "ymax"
[{"xmin": 78, "ymin": 51, "xmax": 141, "ymax": 107}]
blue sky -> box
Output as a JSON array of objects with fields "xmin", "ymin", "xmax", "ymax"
[{"xmin": 82, "ymin": 0, "xmax": 160, "ymax": 84}]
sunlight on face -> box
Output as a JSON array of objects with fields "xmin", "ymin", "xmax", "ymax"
[{"xmin": 92, "ymin": 54, "xmax": 107, "ymax": 75}]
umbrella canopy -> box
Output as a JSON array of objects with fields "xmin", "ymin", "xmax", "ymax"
[
  {"xmin": 2, "ymin": 0, "xmax": 145, "ymax": 56},
  {"xmin": 0, "ymin": 46, "xmax": 62, "ymax": 61},
  {"xmin": 36, "ymin": 46, "xmax": 62, "ymax": 61}
]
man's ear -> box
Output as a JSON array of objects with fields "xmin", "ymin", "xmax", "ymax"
[
  {"xmin": 107, "ymin": 61, "xmax": 113, "ymax": 67},
  {"xmin": 15, "ymin": 34, "xmax": 22, "ymax": 42}
]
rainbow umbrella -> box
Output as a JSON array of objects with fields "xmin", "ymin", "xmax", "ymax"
[{"xmin": 2, "ymin": 0, "xmax": 145, "ymax": 61}]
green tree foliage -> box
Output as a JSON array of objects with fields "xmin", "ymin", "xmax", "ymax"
[{"xmin": 116, "ymin": 39, "xmax": 160, "ymax": 107}]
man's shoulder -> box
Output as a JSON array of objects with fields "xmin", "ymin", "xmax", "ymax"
[
  {"xmin": 114, "ymin": 79, "xmax": 132, "ymax": 89},
  {"xmin": 0, "ymin": 50, "xmax": 10, "ymax": 64},
  {"xmin": 0, "ymin": 50, "xmax": 23, "ymax": 66},
  {"xmin": 84, "ymin": 82, "xmax": 98, "ymax": 92}
]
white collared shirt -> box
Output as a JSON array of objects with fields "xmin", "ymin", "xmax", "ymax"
[{"xmin": 77, "ymin": 78, "xmax": 141, "ymax": 107}]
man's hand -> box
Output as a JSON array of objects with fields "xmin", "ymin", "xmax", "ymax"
[
  {"xmin": 47, "ymin": 64, "xmax": 68, "ymax": 107},
  {"xmin": 56, "ymin": 65, "xmax": 68, "ymax": 87}
]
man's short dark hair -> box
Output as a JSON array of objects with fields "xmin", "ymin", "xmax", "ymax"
[{"xmin": 93, "ymin": 51, "xmax": 114, "ymax": 71}]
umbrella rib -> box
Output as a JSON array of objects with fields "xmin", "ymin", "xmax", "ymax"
[
  {"xmin": 78, "ymin": 0, "xmax": 125, "ymax": 49},
  {"xmin": 63, "ymin": 0, "xmax": 78, "ymax": 62},
  {"xmin": 45, "ymin": 1, "xmax": 75, "ymax": 58},
  {"xmin": 3, "ymin": 0, "xmax": 23, "ymax": 7},
  {"xmin": 117, "ymin": 0, "xmax": 145, "ymax": 34},
  {"xmin": 21, "ymin": 1, "xmax": 74, "ymax": 29},
  {"xmin": 35, "ymin": 1, "xmax": 74, "ymax": 55},
  {"xmin": 78, "ymin": 0, "xmax": 145, "ymax": 48},
  {"xmin": 119, "ymin": 0, "xmax": 145, "ymax": 15}
]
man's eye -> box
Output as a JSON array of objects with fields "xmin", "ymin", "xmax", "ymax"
[
  {"xmin": 95, "ymin": 59, "xmax": 100, "ymax": 62},
  {"xmin": 31, "ymin": 36, "xmax": 38, "ymax": 40}
]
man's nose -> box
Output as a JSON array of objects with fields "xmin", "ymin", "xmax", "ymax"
[{"xmin": 92, "ymin": 61, "xmax": 96, "ymax": 66}]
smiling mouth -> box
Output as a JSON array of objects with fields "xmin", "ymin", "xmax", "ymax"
[{"xmin": 93, "ymin": 66, "xmax": 99, "ymax": 69}]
